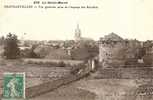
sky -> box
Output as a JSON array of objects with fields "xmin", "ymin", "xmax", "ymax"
[{"xmin": 0, "ymin": 0, "xmax": 153, "ymax": 41}]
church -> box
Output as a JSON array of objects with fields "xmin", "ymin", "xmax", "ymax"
[{"xmin": 74, "ymin": 24, "xmax": 93, "ymax": 42}]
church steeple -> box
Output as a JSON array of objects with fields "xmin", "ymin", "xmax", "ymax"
[{"xmin": 74, "ymin": 24, "xmax": 81, "ymax": 41}]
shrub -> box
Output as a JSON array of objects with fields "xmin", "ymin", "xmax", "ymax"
[{"xmin": 58, "ymin": 61, "xmax": 65, "ymax": 67}]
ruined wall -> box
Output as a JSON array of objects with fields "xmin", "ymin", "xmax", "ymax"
[
  {"xmin": 99, "ymin": 41, "xmax": 126, "ymax": 68},
  {"xmin": 143, "ymin": 46, "xmax": 153, "ymax": 65},
  {"xmin": 99, "ymin": 40, "xmax": 141, "ymax": 68}
]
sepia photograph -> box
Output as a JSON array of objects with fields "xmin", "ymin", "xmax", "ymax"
[{"xmin": 0, "ymin": 0, "xmax": 153, "ymax": 100}]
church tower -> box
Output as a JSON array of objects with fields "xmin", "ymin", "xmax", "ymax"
[{"xmin": 74, "ymin": 24, "xmax": 81, "ymax": 41}]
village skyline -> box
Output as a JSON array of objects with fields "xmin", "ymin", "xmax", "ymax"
[{"xmin": 0, "ymin": 31, "xmax": 153, "ymax": 42}]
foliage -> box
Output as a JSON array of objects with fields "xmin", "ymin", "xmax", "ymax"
[
  {"xmin": 58, "ymin": 61, "xmax": 66, "ymax": 67},
  {"xmin": 4, "ymin": 33, "xmax": 20, "ymax": 59},
  {"xmin": 25, "ymin": 59, "xmax": 68, "ymax": 67},
  {"xmin": 20, "ymin": 45, "xmax": 40, "ymax": 58}
]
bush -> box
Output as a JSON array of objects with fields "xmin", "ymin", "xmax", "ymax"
[
  {"xmin": 25, "ymin": 59, "xmax": 68, "ymax": 67},
  {"xmin": 58, "ymin": 61, "xmax": 65, "ymax": 67},
  {"xmin": 143, "ymin": 54, "xmax": 153, "ymax": 65}
]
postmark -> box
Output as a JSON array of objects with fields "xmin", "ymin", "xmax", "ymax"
[{"xmin": 2, "ymin": 73, "xmax": 25, "ymax": 99}]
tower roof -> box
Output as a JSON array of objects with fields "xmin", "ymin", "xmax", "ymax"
[
  {"xmin": 74, "ymin": 24, "xmax": 81, "ymax": 41},
  {"xmin": 75, "ymin": 24, "xmax": 81, "ymax": 34}
]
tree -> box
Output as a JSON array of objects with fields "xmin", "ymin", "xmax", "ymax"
[
  {"xmin": 4, "ymin": 33, "xmax": 20, "ymax": 59},
  {"xmin": 27, "ymin": 45, "xmax": 40, "ymax": 58},
  {"xmin": 0, "ymin": 36, "xmax": 5, "ymax": 45}
]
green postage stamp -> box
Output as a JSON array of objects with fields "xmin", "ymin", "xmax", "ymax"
[{"xmin": 3, "ymin": 73, "xmax": 25, "ymax": 99}]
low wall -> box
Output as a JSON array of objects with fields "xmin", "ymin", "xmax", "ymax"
[
  {"xmin": 26, "ymin": 74, "xmax": 77, "ymax": 98},
  {"xmin": 95, "ymin": 67, "xmax": 153, "ymax": 79},
  {"xmin": 26, "ymin": 64, "xmax": 91, "ymax": 98}
]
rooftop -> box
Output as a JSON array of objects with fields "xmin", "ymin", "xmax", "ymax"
[{"xmin": 101, "ymin": 32, "xmax": 124, "ymax": 41}]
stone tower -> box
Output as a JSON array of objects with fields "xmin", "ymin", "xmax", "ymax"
[{"xmin": 74, "ymin": 24, "xmax": 81, "ymax": 41}]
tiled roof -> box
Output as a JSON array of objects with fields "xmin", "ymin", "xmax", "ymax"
[{"xmin": 103, "ymin": 32, "xmax": 123, "ymax": 41}]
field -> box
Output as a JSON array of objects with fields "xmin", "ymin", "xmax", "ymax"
[
  {"xmin": 29, "ymin": 83, "xmax": 96, "ymax": 100},
  {"xmin": 0, "ymin": 58, "xmax": 79, "ymax": 97},
  {"xmin": 30, "ymin": 78, "xmax": 153, "ymax": 100}
]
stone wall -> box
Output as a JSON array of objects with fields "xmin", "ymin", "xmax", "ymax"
[
  {"xmin": 94, "ymin": 67, "xmax": 153, "ymax": 79},
  {"xmin": 26, "ymin": 64, "xmax": 91, "ymax": 98},
  {"xmin": 99, "ymin": 40, "xmax": 141, "ymax": 68},
  {"xmin": 99, "ymin": 42, "xmax": 126, "ymax": 68}
]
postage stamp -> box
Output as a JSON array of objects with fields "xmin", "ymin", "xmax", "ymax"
[{"xmin": 2, "ymin": 73, "xmax": 25, "ymax": 99}]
